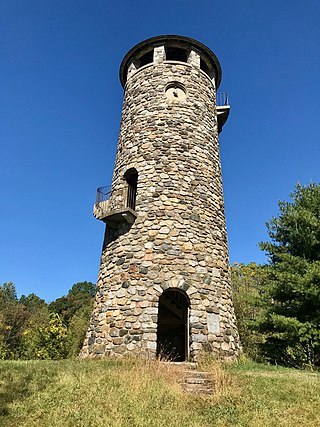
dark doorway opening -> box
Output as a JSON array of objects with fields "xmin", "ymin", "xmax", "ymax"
[
  {"xmin": 124, "ymin": 168, "xmax": 138, "ymax": 210},
  {"xmin": 156, "ymin": 289, "xmax": 189, "ymax": 361}
]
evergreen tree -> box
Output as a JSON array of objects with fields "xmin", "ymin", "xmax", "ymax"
[{"xmin": 259, "ymin": 183, "xmax": 320, "ymax": 367}]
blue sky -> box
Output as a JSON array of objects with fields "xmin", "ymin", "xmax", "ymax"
[{"xmin": 1, "ymin": 1, "xmax": 320, "ymax": 301}]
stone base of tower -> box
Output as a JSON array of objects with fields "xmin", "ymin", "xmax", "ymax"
[
  {"xmin": 80, "ymin": 277, "xmax": 240, "ymax": 362},
  {"xmin": 80, "ymin": 341, "xmax": 239, "ymax": 363}
]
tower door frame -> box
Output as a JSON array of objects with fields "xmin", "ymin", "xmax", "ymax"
[
  {"xmin": 124, "ymin": 168, "xmax": 138, "ymax": 210},
  {"xmin": 186, "ymin": 306, "xmax": 190, "ymax": 360},
  {"xmin": 156, "ymin": 288, "xmax": 190, "ymax": 361}
]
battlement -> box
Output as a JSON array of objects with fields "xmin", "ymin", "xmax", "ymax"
[{"xmin": 120, "ymin": 35, "xmax": 222, "ymax": 88}]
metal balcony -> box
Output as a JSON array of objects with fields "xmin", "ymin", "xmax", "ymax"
[
  {"xmin": 93, "ymin": 185, "xmax": 137, "ymax": 228},
  {"xmin": 216, "ymin": 92, "xmax": 230, "ymax": 133}
]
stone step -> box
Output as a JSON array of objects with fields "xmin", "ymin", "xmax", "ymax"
[
  {"xmin": 184, "ymin": 378, "xmax": 212, "ymax": 385},
  {"xmin": 182, "ymin": 370, "xmax": 208, "ymax": 377},
  {"xmin": 164, "ymin": 361, "xmax": 214, "ymax": 394},
  {"xmin": 178, "ymin": 369, "xmax": 214, "ymax": 395},
  {"xmin": 181, "ymin": 382, "xmax": 213, "ymax": 392}
]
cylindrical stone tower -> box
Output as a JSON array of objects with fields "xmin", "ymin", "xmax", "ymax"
[{"xmin": 81, "ymin": 35, "xmax": 240, "ymax": 361}]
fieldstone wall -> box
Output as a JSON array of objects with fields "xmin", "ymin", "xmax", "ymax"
[{"xmin": 80, "ymin": 58, "xmax": 240, "ymax": 361}]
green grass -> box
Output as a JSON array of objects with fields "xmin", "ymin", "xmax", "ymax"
[{"xmin": 0, "ymin": 357, "xmax": 320, "ymax": 426}]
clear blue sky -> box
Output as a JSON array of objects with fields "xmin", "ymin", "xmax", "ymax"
[{"xmin": 1, "ymin": 1, "xmax": 319, "ymax": 301}]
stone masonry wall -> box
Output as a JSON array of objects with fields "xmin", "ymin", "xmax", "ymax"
[{"xmin": 80, "ymin": 59, "xmax": 240, "ymax": 361}]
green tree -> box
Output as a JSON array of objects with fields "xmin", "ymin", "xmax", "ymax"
[
  {"xmin": 68, "ymin": 282, "xmax": 96, "ymax": 298},
  {"xmin": 0, "ymin": 281, "xmax": 17, "ymax": 304},
  {"xmin": 19, "ymin": 293, "xmax": 47, "ymax": 311},
  {"xmin": 0, "ymin": 281, "xmax": 94, "ymax": 360},
  {"xmin": 0, "ymin": 282, "xmax": 30, "ymax": 359},
  {"xmin": 19, "ymin": 294, "xmax": 50, "ymax": 359},
  {"xmin": 66, "ymin": 305, "xmax": 93, "ymax": 357},
  {"xmin": 49, "ymin": 281, "xmax": 95, "ymax": 357},
  {"xmin": 49, "ymin": 281, "xmax": 95, "ymax": 326},
  {"xmin": 259, "ymin": 182, "xmax": 320, "ymax": 368},
  {"xmin": 231, "ymin": 262, "xmax": 269, "ymax": 359},
  {"xmin": 36, "ymin": 313, "xmax": 68, "ymax": 359}
]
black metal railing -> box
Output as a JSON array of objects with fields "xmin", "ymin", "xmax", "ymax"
[
  {"xmin": 96, "ymin": 185, "xmax": 112, "ymax": 204},
  {"xmin": 216, "ymin": 92, "xmax": 229, "ymax": 106}
]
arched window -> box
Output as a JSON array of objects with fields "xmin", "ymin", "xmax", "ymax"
[{"xmin": 124, "ymin": 168, "xmax": 138, "ymax": 210}]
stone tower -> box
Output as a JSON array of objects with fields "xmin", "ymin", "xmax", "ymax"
[{"xmin": 81, "ymin": 35, "xmax": 240, "ymax": 361}]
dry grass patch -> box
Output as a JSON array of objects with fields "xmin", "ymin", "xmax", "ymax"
[{"xmin": 1, "ymin": 357, "xmax": 320, "ymax": 426}]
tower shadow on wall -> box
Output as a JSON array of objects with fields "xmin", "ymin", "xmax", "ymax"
[{"xmin": 102, "ymin": 221, "xmax": 133, "ymax": 250}]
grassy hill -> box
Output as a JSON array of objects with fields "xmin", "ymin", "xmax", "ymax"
[{"xmin": 1, "ymin": 357, "xmax": 320, "ymax": 426}]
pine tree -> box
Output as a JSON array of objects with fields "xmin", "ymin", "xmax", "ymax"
[{"xmin": 259, "ymin": 183, "xmax": 320, "ymax": 367}]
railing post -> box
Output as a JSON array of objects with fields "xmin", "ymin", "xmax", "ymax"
[{"xmin": 216, "ymin": 92, "xmax": 229, "ymax": 107}]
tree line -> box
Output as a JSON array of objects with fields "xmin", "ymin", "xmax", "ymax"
[
  {"xmin": 1, "ymin": 182, "xmax": 319, "ymax": 369},
  {"xmin": 0, "ymin": 281, "xmax": 95, "ymax": 360}
]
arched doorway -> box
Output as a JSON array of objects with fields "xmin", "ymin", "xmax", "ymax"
[{"xmin": 156, "ymin": 289, "xmax": 189, "ymax": 361}]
